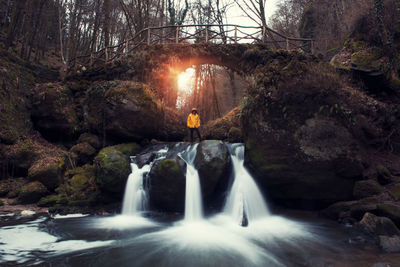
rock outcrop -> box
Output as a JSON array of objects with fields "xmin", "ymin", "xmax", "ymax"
[
  {"xmin": 94, "ymin": 143, "xmax": 141, "ymax": 195},
  {"xmin": 84, "ymin": 81, "xmax": 186, "ymax": 143},
  {"xmin": 149, "ymin": 158, "xmax": 186, "ymax": 212},
  {"xmin": 194, "ymin": 140, "xmax": 231, "ymax": 208},
  {"xmin": 30, "ymin": 83, "xmax": 79, "ymax": 142}
]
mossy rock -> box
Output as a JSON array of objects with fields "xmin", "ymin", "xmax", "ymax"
[
  {"xmin": 37, "ymin": 194, "xmax": 67, "ymax": 207},
  {"xmin": 350, "ymin": 48, "xmax": 383, "ymax": 72},
  {"xmin": 391, "ymin": 184, "xmax": 400, "ymax": 201},
  {"xmin": 17, "ymin": 181, "xmax": 48, "ymax": 204},
  {"xmin": 86, "ymin": 81, "xmax": 163, "ymax": 142},
  {"xmin": 377, "ymin": 203, "xmax": 400, "ymax": 227},
  {"xmin": 28, "ymin": 155, "xmax": 65, "ymax": 190},
  {"xmin": 68, "ymin": 164, "xmax": 95, "ymax": 191},
  {"xmin": 3, "ymin": 139, "xmax": 39, "ymax": 176},
  {"xmin": 78, "ymin": 133, "xmax": 101, "ymax": 149},
  {"xmin": 377, "ymin": 165, "xmax": 392, "ymax": 185},
  {"xmin": 194, "ymin": 140, "xmax": 231, "ymax": 202},
  {"xmin": 70, "ymin": 142, "xmax": 96, "ymax": 164},
  {"xmin": 30, "ymin": 83, "xmax": 79, "ymax": 141},
  {"xmin": 111, "ymin": 143, "xmax": 141, "ymax": 157},
  {"xmin": 149, "ymin": 158, "xmax": 186, "ymax": 212},
  {"xmin": 94, "ymin": 145, "xmax": 131, "ymax": 194},
  {"xmin": 358, "ymin": 212, "xmax": 400, "ymax": 237},
  {"xmin": 0, "ymin": 178, "xmax": 27, "ymax": 198},
  {"xmin": 353, "ymin": 180, "xmax": 383, "ymax": 200},
  {"xmin": 227, "ymin": 127, "xmax": 242, "ymax": 143}
]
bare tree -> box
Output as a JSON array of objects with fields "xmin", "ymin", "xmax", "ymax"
[{"xmin": 234, "ymin": 0, "xmax": 268, "ymax": 39}]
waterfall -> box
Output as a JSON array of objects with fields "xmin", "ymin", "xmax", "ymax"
[
  {"xmin": 179, "ymin": 144, "xmax": 204, "ymax": 221},
  {"xmin": 121, "ymin": 147, "xmax": 168, "ymax": 215},
  {"xmin": 224, "ymin": 144, "xmax": 270, "ymax": 225},
  {"xmin": 121, "ymin": 163, "xmax": 151, "ymax": 215}
]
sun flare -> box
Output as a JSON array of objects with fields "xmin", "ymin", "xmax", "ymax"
[{"xmin": 177, "ymin": 68, "xmax": 195, "ymax": 93}]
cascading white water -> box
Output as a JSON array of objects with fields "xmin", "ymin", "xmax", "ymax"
[
  {"xmin": 179, "ymin": 144, "xmax": 204, "ymax": 221},
  {"xmin": 121, "ymin": 163, "xmax": 151, "ymax": 215},
  {"xmin": 224, "ymin": 144, "xmax": 270, "ymax": 225},
  {"xmin": 121, "ymin": 147, "xmax": 169, "ymax": 215}
]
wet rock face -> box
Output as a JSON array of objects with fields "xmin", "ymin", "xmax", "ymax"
[
  {"xmin": 148, "ymin": 158, "xmax": 186, "ymax": 212},
  {"xmin": 94, "ymin": 143, "xmax": 141, "ymax": 195},
  {"xmin": 358, "ymin": 212, "xmax": 400, "ymax": 237},
  {"xmin": 17, "ymin": 181, "xmax": 48, "ymax": 204},
  {"xmin": 194, "ymin": 140, "xmax": 231, "ymax": 208},
  {"xmin": 353, "ymin": 180, "xmax": 384, "ymax": 200},
  {"xmin": 103, "ymin": 82, "xmax": 161, "ymax": 141},
  {"xmin": 240, "ymin": 58, "xmax": 372, "ymax": 209},
  {"xmin": 85, "ymin": 81, "xmax": 186, "ymax": 143},
  {"xmin": 30, "ymin": 83, "xmax": 79, "ymax": 142},
  {"xmin": 358, "ymin": 212, "xmax": 400, "ymax": 253},
  {"xmin": 70, "ymin": 142, "xmax": 96, "ymax": 165},
  {"xmin": 28, "ymin": 155, "xmax": 65, "ymax": 190}
]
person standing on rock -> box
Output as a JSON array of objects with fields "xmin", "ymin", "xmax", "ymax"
[{"xmin": 187, "ymin": 108, "xmax": 202, "ymax": 142}]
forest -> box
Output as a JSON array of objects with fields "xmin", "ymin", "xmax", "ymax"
[{"xmin": 1, "ymin": 0, "xmax": 400, "ymax": 266}]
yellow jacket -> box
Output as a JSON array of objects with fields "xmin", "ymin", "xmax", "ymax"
[{"xmin": 187, "ymin": 113, "xmax": 200, "ymax": 128}]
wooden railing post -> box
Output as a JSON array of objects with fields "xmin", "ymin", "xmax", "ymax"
[
  {"xmin": 286, "ymin": 38, "xmax": 289, "ymax": 50},
  {"xmin": 234, "ymin": 26, "xmax": 237, "ymax": 43},
  {"xmin": 147, "ymin": 28, "xmax": 151, "ymax": 45},
  {"xmin": 175, "ymin": 26, "xmax": 179, "ymax": 44},
  {"xmin": 205, "ymin": 27, "xmax": 209, "ymax": 43}
]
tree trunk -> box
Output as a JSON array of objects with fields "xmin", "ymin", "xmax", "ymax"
[{"xmin": 104, "ymin": 0, "xmax": 111, "ymax": 65}]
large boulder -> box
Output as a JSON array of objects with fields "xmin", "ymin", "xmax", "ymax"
[
  {"xmin": 30, "ymin": 83, "xmax": 79, "ymax": 142},
  {"xmin": 42, "ymin": 164, "xmax": 99, "ymax": 209},
  {"xmin": 28, "ymin": 155, "xmax": 65, "ymax": 190},
  {"xmin": 203, "ymin": 107, "xmax": 242, "ymax": 142},
  {"xmin": 94, "ymin": 143, "xmax": 141, "ymax": 195},
  {"xmin": 3, "ymin": 138, "xmax": 40, "ymax": 176},
  {"xmin": 377, "ymin": 203, "xmax": 400, "ymax": 227},
  {"xmin": 239, "ymin": 55, "xmax": 389, "ymax": 208},
  {"xmin": 85, "ymin": 81, "xmax": 185, "ymax": 143},
  {"xmin": 194, "ymin": 140, "xmax": 231, "ymax": 207},
  {"xmin": 358, "ymin": 212, "xmax": 400, "ymax": 253},
  {"xmin": 78, "ymin": 133, "xmax": 101, "ymax": 149},
  {"xmin": 358, "ymin": 212, "xmax": 400, "ymax": 237},
  {"xmin": 70, "ymin": 142, "xmax": 96, "ymax": 165},
  {"xmin": 17, "ymin": 181, "xmax": 48, "ymax": 204},
  {"xmin": 149, "ymin": 158, "xmax": 186, "ymax": 212},
  {"xmin": 353, "ymin": 180, "xmax": 384, "ymax": 200}
]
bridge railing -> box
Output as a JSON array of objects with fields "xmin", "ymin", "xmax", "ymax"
[{"xmin": 70, "ymin": 24, "xmax": 314, "ymax": 70}]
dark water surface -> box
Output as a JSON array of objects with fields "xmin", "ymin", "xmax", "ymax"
[{"xmin": 1, "ymin": 211, "xmax": 400, "ymax": 267}]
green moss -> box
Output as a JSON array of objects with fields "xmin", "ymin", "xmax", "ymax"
[
  {"xmin": 391, "ymin": 184, "xmax": 400, "ymax": 201},
  {"xmin": 70, "ymin": 174, "xmax": 89, "ymax": 190},
  {"xmin": 228, "ymin": 127, "xmax": 242, "ymax": 142},
  {"xmin": 377, "ymin": 165, "xmax": 391, "ymax": 178},
  {"xmin": 246, "ymin": 137, "xmax": 269, "ymax": 170},
  {"xmin": 351, "ymin": 50, "xmax": 382, "ymax": 70},
  {"xmin": 17, "ymin": 181, "xmax": 48, "ymax": 204},
  {"xmin": 157, "ymin": 159, "xmax": 181, "ymax": 174},
  {"xmin": 0, "ymin": 200, "xmax": 3, "ymax": 206},
  {"xmin": 37, "ymin": 194, "xmax": 66, "ymax": 207},
  {"xmin": 28, "ymin": 155, "xmax": 65, "ymax": 190},
  {"xmin": 94, "ymin": 146, "xmax": 131, "ymax": 193},
  {"xmin": 112, "ymin": 143, "xmax": 142, "ymax": 157},
  {"xmin": 377, "ymin": 203, "xmax": 400, "ymax": 225},
  {"xmin": 345, "ymin": 40, "xmax": 367, "ymax": 53}
]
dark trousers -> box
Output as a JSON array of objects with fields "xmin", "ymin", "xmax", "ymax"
[{"xmin": 189, "ymin": 127, "xmax": 201, "ymax": 142}]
